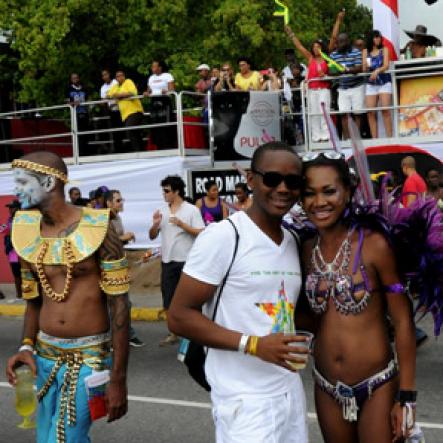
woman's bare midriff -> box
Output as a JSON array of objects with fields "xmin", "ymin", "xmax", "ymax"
[
  {"xmin": 34, "ymin": 257, "xmax": 110, "ymax": 338},
  {"xmin": 313, "ymin": 292, "xmax": 392, "ymax": 385}
]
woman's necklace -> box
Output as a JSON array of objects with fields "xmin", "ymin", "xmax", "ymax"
[{"xmin": 312, "ymin": 230, "xmax": 352, "ymax": 280}]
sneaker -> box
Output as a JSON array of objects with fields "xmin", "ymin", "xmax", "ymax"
[
  {"xmin": 159, "ymin": 333, "xmax": 179, "ymax": 347},
  {"xmin": 129, "ymin": 337, "xmax": 145, "ymax": 348}
]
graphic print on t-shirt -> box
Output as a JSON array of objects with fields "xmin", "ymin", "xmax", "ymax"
[{"xmin": 256, "ymin": 281, "xmax": 294, "ymax": 333}]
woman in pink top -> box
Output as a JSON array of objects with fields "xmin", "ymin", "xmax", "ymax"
[{"xmin": 285, "ymin": 25, "xmax": 331, "ymax": 142}]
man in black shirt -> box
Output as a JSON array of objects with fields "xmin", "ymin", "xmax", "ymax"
[{"xmin": 67, "ymin": 73, "xmax": 90, "ymax": 155}]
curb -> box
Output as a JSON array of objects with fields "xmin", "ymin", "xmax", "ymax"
[{"xmin": 0, "ymin": 304, "xmax": 166, "ymax": 322}]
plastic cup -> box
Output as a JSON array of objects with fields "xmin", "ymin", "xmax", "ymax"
[{"xmin": 285, "ymin": 330, "xmax": 314, "ymax": 371}]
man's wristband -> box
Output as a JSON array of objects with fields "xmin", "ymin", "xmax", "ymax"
[
  {"xmin": 22, "ymin": 337, "xmax": 35, "ymax": 347},
  {"xmin": 19, "ymin": 344, "xmax": 34, "ymax": 353},
  {"xmin": 395, "ymin": 390, "xmax": 417, "ymax": 406},
  {"xmin": 238, "ymin": 334, "xmax": 249, "ymax": 354}
]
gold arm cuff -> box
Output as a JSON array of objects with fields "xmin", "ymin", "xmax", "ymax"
[
  {"xmin": 100, "ymin": 257, "xmax": 130, "ymax": 296},
  {"xmin": 21, "ymin": 269, "xmax": 40, "ymax": 300}
]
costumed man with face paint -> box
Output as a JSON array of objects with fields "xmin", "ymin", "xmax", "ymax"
[{"xmin": 6, "ymin": 151, "xmax": 129, "ymax": 443}]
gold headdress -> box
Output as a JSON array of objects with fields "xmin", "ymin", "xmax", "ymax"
[{"xmin": 11, "ymin": 159, "xmax": 69, "ymax": 184}]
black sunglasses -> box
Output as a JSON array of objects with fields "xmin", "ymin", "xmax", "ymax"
[{"xmin": 252, "ymin": 168, "xmax": 303, "ymax": 190}]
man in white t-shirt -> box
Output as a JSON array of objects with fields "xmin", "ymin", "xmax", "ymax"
[
  {"xmin": 149, "ymin": 175, "xmax": 205, "ymax": 346},
  {"xmin": 169, "ymin": 142, "xmax": 309, "ymax": 443},
  {"xmin": 145, "ymin": 60, "xmax": 175, "ymax": 96},
  {"xmin": 144, "ymin": 60, "xmax": 176, "ymax": 149},
  {"xmin": 100, "ymin": 69, "xmax": 123, "ymax": 152}
]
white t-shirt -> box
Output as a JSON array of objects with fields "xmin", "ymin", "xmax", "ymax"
[
  {"xmin": 100, "ymin": 79, "xmax": 118, "ymax": 111},
  {"xmin": 183, "ymin": 211, "xmax": 303, "ymax": 398},
  {"xmin": 159, "ymin": 201, "xmax": 205, "ymax": 263},
  {"xmin": 148, "ymin": 73, "xmax": 174, "ymax": 96}
]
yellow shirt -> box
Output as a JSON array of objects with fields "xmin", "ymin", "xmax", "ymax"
[
  {"xmin": 108, "ymin": 79, "xmax": 143, "ymax": 122},
  {"xmin": 235, "ymin": 71, "xmax": 262, "ymax": 91}
]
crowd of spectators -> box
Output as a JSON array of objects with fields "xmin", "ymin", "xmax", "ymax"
[{"xmin": 62, "ymin": 9, "xmax": 443, "ymax": 154}]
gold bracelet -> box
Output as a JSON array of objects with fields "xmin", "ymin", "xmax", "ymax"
[
  {"xmin": 22, "ymin": 337, "xmax": 35, "ymax": 347},
  {"xmin": 247, "ymin": 336, "xmax": 259, "ymax": 356}
]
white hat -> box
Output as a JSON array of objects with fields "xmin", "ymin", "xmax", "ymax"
[{"xmin": 196, "ymin": 64, "xmax": 210, "ymax": 71}]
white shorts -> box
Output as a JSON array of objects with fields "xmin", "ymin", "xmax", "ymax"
[
  {"xmin": 338, "ymin": 84, "xmax": 366, "ymax": 114},
  {"xmin": 366, "ymin": 82, "xmax": 393, "ymax": 96},
  {"xmin": 211, "ymin": 377, "xmax": 308, "ymax": 443}
]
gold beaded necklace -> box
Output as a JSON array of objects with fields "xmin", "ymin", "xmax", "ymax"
[{"xmin": 36, "ymin": 239, "xmax": 75, "ymax": 302}]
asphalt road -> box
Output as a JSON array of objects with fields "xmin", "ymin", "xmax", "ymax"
[{"xmin": 0, "ymin": 316, "xmax": 442, "ymax": 443}]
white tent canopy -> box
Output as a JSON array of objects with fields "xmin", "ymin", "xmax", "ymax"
[{"xmin": 0, "ymin": 156, "xmax": 211, "ymax": 249}]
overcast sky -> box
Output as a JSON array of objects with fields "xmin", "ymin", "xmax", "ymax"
[{"xmin": 358, "ymin": 0, "xmax": 443, "ymax": 45}]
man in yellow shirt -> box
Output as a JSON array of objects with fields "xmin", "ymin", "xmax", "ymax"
[
  {"xmin": 107, "ymin": 70, "xmax": 145, "ymax": 151},
  {"xmin": 235, "ymin": 57, "xmax": 263, "ymax": 91}
]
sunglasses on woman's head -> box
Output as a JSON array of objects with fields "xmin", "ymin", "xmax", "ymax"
[
  {"xmin": 252, "ymin": 168, "xmax": 303, "ymax": 190},
  {"xmin": 301, "ymin": 151, "xmax": 345, "ymax": 163}
]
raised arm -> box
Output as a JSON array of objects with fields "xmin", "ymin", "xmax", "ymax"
[
  {"xmin": 99, "ymin": 224, "xmax": 129, "ymax": 423},
  {"xmin": 284, "ymin": 25, "xmax": 312, "ymax": 61},
  {"xmin": 149, "ymin": 210, "xmax": 162, "ymax": 240},
  {"xmin": 328, "ymin": 9, "xmax": 345, "ymax": 53}
]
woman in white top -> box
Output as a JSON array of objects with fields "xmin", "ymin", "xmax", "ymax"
[
  {"xmin": 261, "ymin": 66, "xmax": 282, "ymax": 91},
  {"xmin": 145, "ymin": 60, "xmax": 175, "ymax": 96}
]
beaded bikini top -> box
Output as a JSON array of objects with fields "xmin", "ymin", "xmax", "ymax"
[
  {"xmin": 305, "ymin": 228, "xmax": 373, "ymax": 315},
  {"xmin": 12, "ymin": 207, "xmax": 110, "ymax": 265}
]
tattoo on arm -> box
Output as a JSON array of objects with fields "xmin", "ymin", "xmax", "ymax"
[
  {"xmin": 99, "ymin": 223, "xmax": 125, "ymax": 261},
  {"xmin": 109, "ymin": 295, "xmax": 130, "ymax": 332}
]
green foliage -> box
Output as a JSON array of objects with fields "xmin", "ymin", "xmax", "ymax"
[{"xmin": 0, "ymin": 0, "xmax": 372, "ymax": 107}]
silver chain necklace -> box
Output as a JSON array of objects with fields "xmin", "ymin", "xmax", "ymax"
[{"xmin": 312, "ymin": 231, "xmax": 352, "ymax": 279}]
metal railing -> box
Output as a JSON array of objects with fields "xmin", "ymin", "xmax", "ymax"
[{"xmin": 0, "ymin": 60, "xmax": 442, "ymax": 166}]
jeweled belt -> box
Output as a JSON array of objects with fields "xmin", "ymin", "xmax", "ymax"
[
  {"xmin": 313, "ymin": 359, "xmax": 398, "ymax": 422},
  {"xmin": 36, "ymin": 338, "xmax": 111, "ymax": 443}
]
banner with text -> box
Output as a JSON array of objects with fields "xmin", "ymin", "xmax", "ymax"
[{"xmin": 212, "ymin": 91, "xmax": 281, "ymax": 163}]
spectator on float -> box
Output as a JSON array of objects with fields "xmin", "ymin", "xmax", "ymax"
[
  {"xmin": 354, "ymin": 36, "xmax": 366, "ymax": 52},
  {"xmin": 195, "ymin": 64, "xmax": 212, "ymax": 94},
  {"xmin": 144, "ymin": 60, "xmax": 176, "ymax": 149},
  {"xmin": 213, "ymin": 63, "xmax": 236, "ymax": 92},
  {"xmin": 363, "ymin": 30, "xmax": 393, "ymax": 138},
  {"xmin": 425, "ymin": 167, "xmax": 442, "ymax": 200},
  {"xmin": 286, "ymin": 25, "xmax": 331, "ymax": 142},
  {"xmin": 68, "ymin": 187, "xmax": 82, "ymax": 205},
  {"xmin": 234, "ymin": 182, "xmax": 252, "ymax": 210},
  {"xmin": 287, "ymin": 61, "xmax": 303, "ymax": 88},
  {"xmin": 330, "ymin": 32, "xmax": 365, "ymax": 139},
  {"xmin": 282, "ymin": 48, "xmax": 306, "ymax": 80},
  {"xmin": 196, "ymin": 180, "xmax": 228, "ymax": 225},
  {"xmin": 261, "ymin": 66, "xmax": 281, "ymax": 91},
  {"xmin": 67, "ymin": 73, "xmax": 89, "ymax": 155},
  {"xmin": 100, "ymin": 69, "xmax": 123, "ymax": 152},
  {"xmin": 107, "ymin": 69, "xmax": 145, "ymax": 152},
  {"xmin": 401, "ymin": 25, "xmax": 441, "ymax": 59},
  {"xmin": 235, "ymin": 57, "xmax": 262, "ymax": 91},
  {"xmin": 210, "ymin": 67, "xmax": 220, "ymax": 85},
  {"xmin": 146, "ymin": 60, "xmax": 175, "ymax": 96}
]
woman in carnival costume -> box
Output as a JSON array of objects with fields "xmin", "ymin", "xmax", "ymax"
[{"xmin": 294, "ymin": 139, "xmax": 443, "ymax": 443}]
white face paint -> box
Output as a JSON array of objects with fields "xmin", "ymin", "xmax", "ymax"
[{"xmin": 13, "ymin": 168, "xmax": 53, "ymax": 209}]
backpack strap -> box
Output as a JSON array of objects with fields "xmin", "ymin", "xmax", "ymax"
[{"xmin": 211, "ymin": 218, "xmax": 240, "ymax": 322}]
